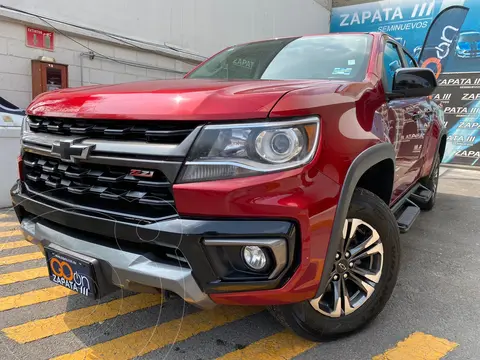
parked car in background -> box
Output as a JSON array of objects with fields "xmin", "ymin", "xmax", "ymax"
[
  {"xmin": 456, "ymin": 31, "xmax": 480, "ymax": 58},
  {"xmin": 0, "ymin": 96, "xmax": 25, "ymax": 124},
  {"xmin": 0, "ymin": 97, "xmax": 25, "ymax": 208},
  {"xmin": 11, "ymin": 33, "xmax": 446, "ymax": 341}
]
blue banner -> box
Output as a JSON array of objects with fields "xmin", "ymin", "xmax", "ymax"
[{"xmin": 418, "ymin": 6, "xmax": 469, "ymax": 75}]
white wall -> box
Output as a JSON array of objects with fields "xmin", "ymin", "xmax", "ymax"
[
  {"xmin": 0, "ymin": 19, "xmax": 193, "ymax": 109},
  {"xmin": 2, "ymin": 0, "xmax": 332, "ymax": 56}
]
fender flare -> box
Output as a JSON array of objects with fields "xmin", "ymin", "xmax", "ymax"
[
  {"xmin": 430, "ymin": 127, "xmax": 447, "ymax": 177},
  {"xmin": 314, "ymin": 143, "xmax": 396, "ymax": 298}
]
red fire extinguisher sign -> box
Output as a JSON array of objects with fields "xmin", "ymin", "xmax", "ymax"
[{"xmin": 26, "ymin": 26, "xmax": 54, "ymax": 51}]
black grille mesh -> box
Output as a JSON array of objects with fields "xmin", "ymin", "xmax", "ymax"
[{"xmin": 23, "ymin": 153, "xmax": 177, "ymax": 220}]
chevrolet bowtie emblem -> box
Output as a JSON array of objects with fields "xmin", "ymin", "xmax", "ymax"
[{"xmin": 51, "ymin": 139, "xmax": 95, "ymax": 162}]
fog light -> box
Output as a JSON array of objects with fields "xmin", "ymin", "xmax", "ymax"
[{"xmin": 243, "ymin": 246, "xmax": 267, "ymax": 270}]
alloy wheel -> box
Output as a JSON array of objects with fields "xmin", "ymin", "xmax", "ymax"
[{"xmin": 310, "ymin": 219, "xmax": 384, "ymax": 318}]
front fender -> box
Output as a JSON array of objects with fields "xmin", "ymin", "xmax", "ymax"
[{"xmin": 314, "ymin": 143, "xmax": 396, "ymax": 298}]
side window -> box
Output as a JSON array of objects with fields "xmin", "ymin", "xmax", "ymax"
[
  {"xmin": 383, "ymin": 42, "xmax": 403, "ymax": 92},
  {"xmin": 404, "ymin": 51, "xmax": 417, "ymax": 67}
]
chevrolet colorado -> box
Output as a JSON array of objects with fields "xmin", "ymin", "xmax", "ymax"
[{"xmin": 11, "ymin": 32, "xmax": 446, "ymax": 341}]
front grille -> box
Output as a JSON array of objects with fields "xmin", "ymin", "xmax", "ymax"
[
  {"xmin": 28, "ymin": 116, "xmax": 202, "ymax": 144},
  {"xmin": 23, "ymin": 152, "xmax": 177, "ymax": 221}
]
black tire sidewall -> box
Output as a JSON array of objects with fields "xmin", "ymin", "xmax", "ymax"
[
  {"xmin": 420, "ymin": 155, "xmax": 440, "ymax": 210},
  {"xmin": 272, "ymin": 188, "xmax": 401, "ymax": 341}
]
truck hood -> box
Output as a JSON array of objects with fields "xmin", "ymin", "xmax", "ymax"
[{"xmin": 27, "ymin": 79, "xmax": 344, "ymax": 121}]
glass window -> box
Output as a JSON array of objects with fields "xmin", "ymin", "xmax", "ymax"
[
  {"xmin": 404, "ymin": 51, "xmax": 417, "ymax": 68},
  {"xmin": 383, "ymin": 42, "xmax": 403, "ymax": 92},
  {"xmin": 459, "ymin": 32, "xmax": 480, "ymax": 43},
  {"xmin": 187, "ymin": 34, "xmax": 373, "ymax": 82},
  {"xmin": 46, "ymin": 68, "xmax": 62, "ymax": 91}
]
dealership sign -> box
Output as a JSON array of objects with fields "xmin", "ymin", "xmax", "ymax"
[
  {"xmin": 331, "ymin": 0, "xmax": 444, "ymax": 56},
  {"xmin": 337, "ymin": 2, "xmax": 434, "ymax": 28},
  {"xmin": 331, "ymin": 0, "xmax": 480, "ymax": 167},
  {"xmin": 26, "ymin": 26, "xmax": 54, "ymax": 51}
]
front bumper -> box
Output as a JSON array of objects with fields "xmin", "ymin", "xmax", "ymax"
[
  {"xmin": 20, "ymin": 217, "xmax": 216, "ymax": 308},
  {"xmin": 11, "ymin": 180, "xmax": 299, "ymax": 308}
]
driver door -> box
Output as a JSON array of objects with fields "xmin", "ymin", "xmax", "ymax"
[{"xmin": 383, "ymin": 41, "xmax": 432, "ymax": 200}]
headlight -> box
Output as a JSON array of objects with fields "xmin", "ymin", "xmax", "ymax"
[
  {"xmin": 178, "ymin": 116, "xmax": 320, "ymax": 183},
  {"xmin": 20, "ymin": 116, "xmax": 29, "ymax": 147},
  {"xmin": 20, "ymin": 116, "xmax": 29, "ymax": 137}
]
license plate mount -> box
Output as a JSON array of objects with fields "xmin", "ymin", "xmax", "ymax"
[{"xmin": 45, "ymin": 246, "xmax": 99, "ymax": 298}]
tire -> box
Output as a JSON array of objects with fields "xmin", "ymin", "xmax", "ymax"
[
  {"xmin": 419, "ymin": 154, "xmax": 440, "ymax": 211},
  {"xmin": 269, "ymin": 188, "xmax": 400, "ymax": 342}
]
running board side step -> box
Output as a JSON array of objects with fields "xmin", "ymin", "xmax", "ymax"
[
  {"xmin": 409, "ymin": 184, "xmax": 433, "ymax": 207},
  {"xmin": 395, "ymin": 199, "xmax": 421, "ymax": 233},
  {"xmin": 391, "ymin": 183, "xmax": 428, "ymax": 233}
]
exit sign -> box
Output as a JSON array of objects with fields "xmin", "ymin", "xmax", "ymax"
[{"xmin": 26, "ymin": 26, "xmax": 54, "ymax": 51}]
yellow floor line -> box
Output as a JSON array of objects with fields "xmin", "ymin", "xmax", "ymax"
[
  {"xmin": 372, "ymin": 332, "xmax": 458, "ymax": 360},
  {"xmin": 0, "ymin": 222, "xmax": 19, "ymax": 228},
  {"xmin": 0, "ymin": 286, "xmax": 75, "ymax": 312},
  {"xmin": 51, "ymin": 306, "xmax": 262, "ymax": 360},
  {"xmin": 0, "ymin": 214, "xmax": 14, "ymax": 219},
  {"xmin": 0, "ymin": 230, "xmax": 22, "ymax": 238},
  {"xmin": 217, "ymin": 329, "xmax": 317, "ymax": 360},
  {"xmin": 0, "ymin": 240, "xmax": 33, "ymax": 251},
  {"xmin": 0, "ymin": 252, "xmax": 44, "ymax": 265},
  {"xmin": 3, "ymin": 293, "xmax": 164, "ymax": 344},
  {"xmin": 0, "ymin": 267, "xmax": 48, "ymax": 285}
]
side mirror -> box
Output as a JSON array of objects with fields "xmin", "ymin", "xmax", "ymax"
[{"xmin": 391, "ymin": 67, "xmax": 437, "ymax": 98}]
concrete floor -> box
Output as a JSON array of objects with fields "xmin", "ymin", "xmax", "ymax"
[{"xmin": 0, "ymin": 166, "xmax": 478, "ymax": 359}]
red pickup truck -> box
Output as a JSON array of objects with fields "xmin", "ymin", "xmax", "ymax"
[{"xmin": 11, "ymin": 32, "xmax": 446, "ymax": 341}]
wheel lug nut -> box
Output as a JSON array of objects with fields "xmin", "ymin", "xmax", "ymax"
[
  {"xmin": 345, "ymin": 252, "xmax": 351, "ymax": 258},
  {"xmin": 344, "ymin": 273, "xmax": 348, "ymax": 279},
  {"xmin": 333, "ymin": 274, "xmax": 339, "ymax": 281},
  {"xmin": 335, "ymin": 253, "xmax": 341, "ymax": 260},
  {"xmin": 349, "ymin": 262, "xmax": 354, "ymax": 268}
]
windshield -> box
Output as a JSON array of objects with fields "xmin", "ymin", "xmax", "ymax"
[
  {"xmin": 459, "ymin": 33, "xmax": 480, "ymax": 42},
  {"xmin": 186, "ymin": 34, "xmax": 373, "ymax": 82}
]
